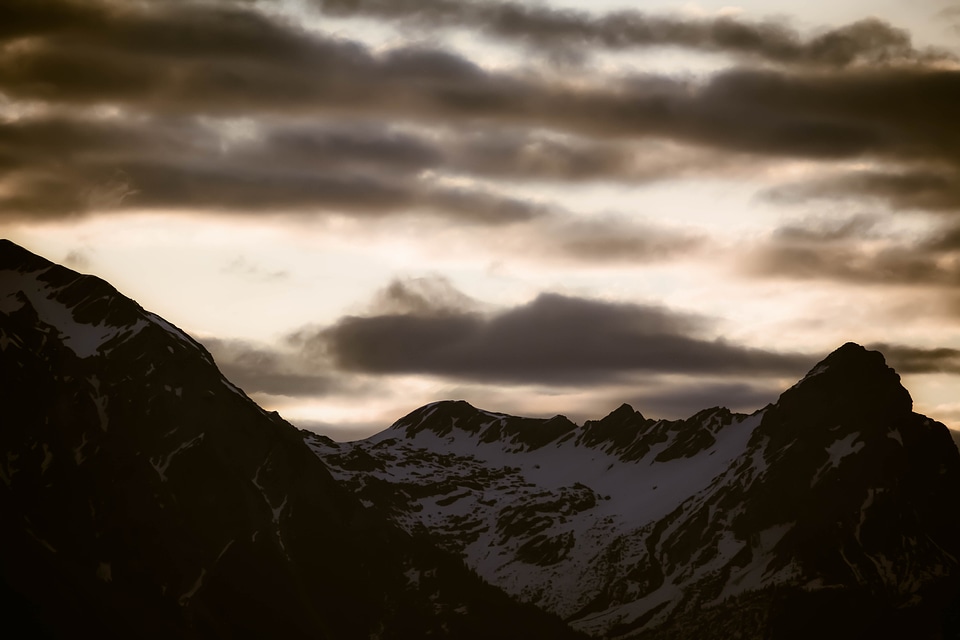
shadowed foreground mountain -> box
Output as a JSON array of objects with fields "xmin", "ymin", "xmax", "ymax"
[
  {"xmin": 0, "ymin": 240, "xmax": 580, "ymax": 639},
  {"xmin": 310, "ymin": 346, "xmax": 960, "ymax": 639}
]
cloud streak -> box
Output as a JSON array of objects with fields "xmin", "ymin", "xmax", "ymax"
[
  {"xmin": 1, "ymin": 0, "xmax": 959, "ymax": 232},
  {"xmin": 2, "ymin": 2, "xmax": 958, "ymax": 168},
  {"xmin": 200, "ymin": 278, "xmax": 813, "ymax": 397},
  {"xmin": 306, "ymin": 284, "xmax": 814, "ymax": 385},
  {"xmin": 202, "ymin": 336, "xmax": 348, "ymax": 398},
  {"xmin": 764, "ymin": 167, "xmax": 960, "ymax": 213},
  {"xmin": 314, "ymin": 1, "xmax": 952, "ymax": 68},
  {"xmin": 743, "ymin": 213, "xmax": 960, "ymax": 290},
  {"xmin": 867, "ymin": 343, "xmax": 960, "ymax": 374}
]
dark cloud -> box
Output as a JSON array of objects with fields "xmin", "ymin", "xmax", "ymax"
[
  {"xmin": 0, "ymin": 114, "xmax": 718, "ymax": 262},
  {"xmin": 314, "ymin": 1, "xmax": 951, "ymax": 68},
  {"xmin": 2, "ymin": 1, "xmax": 958, "ymax": 175},
  {"xmin": 0, "ymin": 117, "xmax": 552, "ymax": 223},
  {"xmin": 868, "ymin": 342, "xmax": 960, "ymax": 374},
  {"xmin": 533, "ymin": 217, "xmax": 707, "ymax": 264},
  {"xmin": 304, "ymin": 291, "xmax": 813, "ymax": 385},
  {"xmin": 366, "ymin": 276, "xmax": 482, "ymax": 316},
  {"xmin": 1, "ymin": 0, "xmax": 958, "ymax": 236},
  {"xmin": 764, "ymin": 168, "xmax": 960, "ymax": 213},
  {"xmin": 925, "ymin": 224, "xmax": 960, "ymax": 251},
  {"xmin": 201, "ymin": 336, "xmax": 347, "ymax": 398},
  {"xmin": 0, "ymin": 113, "xmax": 769, "ymax": 222},
  {"xmin": 772, "ymin": 214, "xmax": 881, "ymax": 243},
  {"xmin": 746, "ymin": 243, "xmax": 960, "ymax": 287},
  {"xmin": 746, "ymin": 213, "xmax": 960, "ymax": 288},
  {"xmin": 9, "ymin": 0, "xmax": 946, "ymax": 73}
]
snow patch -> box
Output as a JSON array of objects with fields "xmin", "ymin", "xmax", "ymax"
[
  {"xmin": 179, "ymin": 569, "xmax": 206, "ymax": 605},
  {"xmin": 0, "ymin": 269, "xmax": 148, "ymax": 358},
  {"xmin": 73, "ymin": 433, "xmax": 89, "ymax": 465},
  {"xmin": 150, "ymin": 434, "xmax": 204, "ymax": 481},
  {"xmin": 826, "ymin": 432, "xmax": 865, "ymax": 466},
  {"xmin": 217, "ymin": 539, "xmax": 235, "ymax": 561},
  {"xmin": 40, "ymin": 444, "xmax": 53, "ymax": 475},
  {"xmin": 812, "ymin": 432, "xmax": 865, "ymax": 485}
]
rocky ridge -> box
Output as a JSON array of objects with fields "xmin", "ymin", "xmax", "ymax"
[
  {"xmin": 0, "ymin": 239, "xmax": 579, "ymax": 639},
  {"xmin": 308, "ymin": 344, "xmax": 960, "ymax": 639}
]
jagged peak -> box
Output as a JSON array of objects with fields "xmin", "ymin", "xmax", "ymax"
[
  {"xmin": 601, "ymin": 402, "xmax": 644, "ymax": 423},
  {"xmin": 760, "ymin": 342, "xmax": 914, "ymax": 449},
  {"xmin": 381, "ymin": 400, "xmax": 579, "ymax": 451},
  {"xmin": 387, "ymin": 399, "xmax": 498, "ymax": 436},
  {"xmin": 798, "ymin": 342, "xmax": 891, "ymax": 380}
]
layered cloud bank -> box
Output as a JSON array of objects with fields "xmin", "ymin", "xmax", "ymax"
[{"xmin": 3, "ymin": 0, "xmax": 959, "ymax": 435}]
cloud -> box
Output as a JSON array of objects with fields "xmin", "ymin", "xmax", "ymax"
[
  {"xmin": 771, "ymin": 214, "xmax": 882, "ymax": 243},
  {"xmin": 764, "ymin": 167, "xmax": 960, "ymax": 213},
  {"xmin": 313, "ymin": 1, "xmax": 952, "ymax": 68},
  {"xmin": 745, "ymin": 243, "xmax": 960, "ymax": 287},
  {"xmin": 509, "ymin": 216, "xmax": 707, "ymax": 264},
  {"xmin": 2, "ymin": 2, "xmax": 957, "ymax": 171},
  {"xmin": 305, "ymin": 288, "xmax": 814, "ymax": 385},
  {"xmin": 2, "ymin": 1, "xmax": 959, "ymax": 233},
  {"xmin": 744, "ymin": 214, "xmax": 960, "ymax": 288},
  {"xmin": 222, "ymin": 256, "xmax": 288, "ymax": 281},
  {"xmin": 0, "ymin": 111, "xmax": 773, "ymax": 224},
  {"xmin": 9, "ymin": 0, "xmax": 948, "ymax": 73},
  {"xmin": 201, "ymin": 336, "xmax": 348, "ymax": 398},
  {"xmin": 926, "ymin": 224, "xmax": 960, "ymax": 251},
  {"xmin": 63, "ymin": 248, "xmax": 92, "ymax": 270},
  {"xmin": 0, "ymin": 116, "xmax": 555, "ymax": 223},
  {"xmin": 366, "ymin": 275, "xmax": 483, "ymax": 316},
  {"xmin": 867, "ymin": 342, "xmax": 960, "ymax": 374}
]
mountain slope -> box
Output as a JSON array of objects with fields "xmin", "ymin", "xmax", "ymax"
[
  {"xmin": 0, "ymin": 239, "xmax": 580, "ymax": 639},
  {"xmin": 309, "ymin": 344, "xmax": 960, "ymax": 639}
]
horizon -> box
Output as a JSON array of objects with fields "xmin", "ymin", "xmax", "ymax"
[
  {"xmin": 7, "ymin": 234, "xmax": 960, "ymax": 444},
  {"xmin": 3, "ymin": 0, "xmax": 960, "ymax": 439}
]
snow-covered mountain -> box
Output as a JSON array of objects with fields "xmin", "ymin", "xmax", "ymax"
[
  {"xmin": 308, "ymin": 344, "xmax": 960, "ymax": 639},
  {"xmin": 0, "ymin": 240, "xmax": 579, "ymax": 639},
  {"xmin": 4, "ymin": 238, "xmax": 958, "ymax": 639}
]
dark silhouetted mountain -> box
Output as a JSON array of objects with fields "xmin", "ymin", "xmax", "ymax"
[
  {"xmin": 0, "ymin": 240, "xmax": 581, "ymax": 639},
  {"xmin": 310, "ymin": 344, "xmax": 960, "ymax": 639}
]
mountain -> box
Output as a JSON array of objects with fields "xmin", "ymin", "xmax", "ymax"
[
  {"xmin": 308, "ymin": 344, "xmax": 960, "ymax": 639},
  {"xmin": 5, "ymin": 238, "xmax": 958, "ymax": 639},
  {"xmin": 0, "ymin": 240, "xmax": 581, "ymax": 639}
]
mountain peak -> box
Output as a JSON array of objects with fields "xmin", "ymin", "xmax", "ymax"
[
  {"xmin": 812, "ymin": 341, "xmax": 885, "ymax": 371},
  {"xmin": 759, "ymin": 341, "xmax": 914, "ymax": 454},
  {"xmin": 609, "ymin": 402, "xmax": 640, "ymax": 419},
  {"xmin": 792, "ymin": 342, "xmax": 910, "ymax": 410}
]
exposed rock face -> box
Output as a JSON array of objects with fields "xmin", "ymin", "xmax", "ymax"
[
  {"xmin": 310, "ymin": 343, "xmax": 960, "ymax": 639},
  {"xmin": 0, "ymin": 240, "xmax": 580, "ymax": 639}
]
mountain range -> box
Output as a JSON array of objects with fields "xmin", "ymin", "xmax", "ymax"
[{"xmin": 1, "ymin": 239, "xmax": 958, "ymax": 638}]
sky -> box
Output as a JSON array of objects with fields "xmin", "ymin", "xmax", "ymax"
[{"xmin": 3, "ymin": 0, "xmax": 960, "ymax": 440}]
